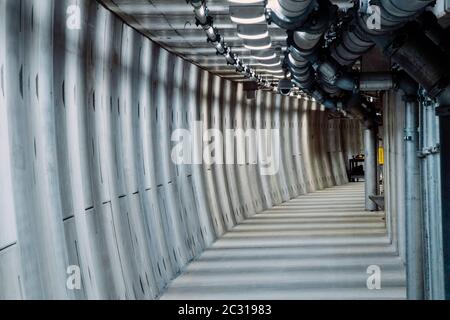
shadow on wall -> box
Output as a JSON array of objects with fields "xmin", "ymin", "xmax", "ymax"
[{"xmin": 0, "ymin": 0, "xmax": 362, "ymax": 299}]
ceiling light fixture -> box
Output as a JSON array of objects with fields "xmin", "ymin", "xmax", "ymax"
[
  {"xmin": 228, "ymin": 0, "xmax": 264, "ymax": 4},
  {"xmin": 270, "ymin": 74, "xmax": 288, "ymax": 79},
  {"xmin": 237, "ymin": 31, "xmax": 270, "ymax": 40},
  {"xmin": 252, "ymin": 53, "xmax": 277, "ymax": 60},
  {"xmin": 258, "ymin": 61, "xmax": 281, "ymax": 67},
  {"xmin": 187, "ymin": 0, "xmax": 271, "ymax": 88},
  {"xmin": 260, "ymin": 69, "xmax": 284, "ymax": 73},
  {"xmin": 230, "ymin": 15, "xmax": 266, "ymax": 24},
  {"xmin": 244, "ymin": 43, "xmax": 272, "ymax": 50}
]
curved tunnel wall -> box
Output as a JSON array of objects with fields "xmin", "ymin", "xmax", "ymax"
[{"xmin": 0, "ymin": 0, "xmax": 363, "ymax": 299}]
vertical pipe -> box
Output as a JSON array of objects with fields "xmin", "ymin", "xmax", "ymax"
[
  {"xmin": 421, "ymin": 97, "xmax": 445, "ymax": 299},
  {"xmin": 427, "ymin": 103, "xmax": 445, "ymax": 299},
  {"xmin": 404, "ymin": 98, "xmax": 424, "ymax": 299},
  {"xmin": 364, "ymin": 126, "xmax": 377, "ymax": 211}
]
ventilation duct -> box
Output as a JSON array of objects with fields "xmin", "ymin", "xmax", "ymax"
[
  {"xmin": 371, "ymin": 25, "xmax": 450, "ymax": 107},
  {"xmin": 416, "ymin": 12, "xmax": 450, "ymax": 55},
  {"xmin": 267, "ymin": 0, "xmax": 450, "ymax": 113},
  {"xmin": 360, "ymin": 0, "xmax": 435, "ymax": 35},
  {"xmin": 310, "ymin": 1, "xmax": 440, "ymax": 100},
  {"xmin": 358, "ymin": 73, "xmax": 395, "ymax": 92},
  {"xmin": 267, "ymin": 0, "xmax": 317, "ymax": 30},
  {"xmin": 270, "ymin": 1, "xmax": 339, "ymax": 107},
  {"xmin": 330, "ymin": 21, "xmax": 374, "ymax": 66},
  {"xmin": 331, "ymin": 0, "xmax": 435, "ymax": 67},
  {"xmin": 287, "ymin": 48, "xmax": 316, "ymax": 90}
]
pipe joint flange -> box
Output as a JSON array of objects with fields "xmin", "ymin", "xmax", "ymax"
[
  {"xmin": 187, "ymin": 0, "xmax": 205, "ymax": 9},
  {"xmin": 286, "ymin": 32, "xmax": 320, "ymax": 60},
  {"xmin": 267, "ymin": 1, "xmax": 318, "ymax": 31},
  {"xmin": 224, "ymin": 53, "xmax": 236, "ymax": 66},
  {"xmin": 208, "ymin": 33, "xmax": 221, "ymax": 45},
  {"xmin": 195, "ymin": 14, "xmax": 213, "ymax": 28},
  {"xmin": 418, "ymin": 144, "xmax": 441, "ymax": 158},
  {"xmin": 300, "ymin": 3, "xmax": 335, "ymax": 34}
]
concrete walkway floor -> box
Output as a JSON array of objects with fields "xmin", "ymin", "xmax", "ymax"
[{"xmin": 161, "ymin": 183, "xmax": 406, "ymax": 300}]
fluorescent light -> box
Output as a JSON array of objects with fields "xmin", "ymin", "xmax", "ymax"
[
  {"xmin": 228, "ymin": 0, "xmax": 264, "ymax": 3},
  {"xmin": 260, "ymin": 69, "xmax": 283, "ymax": 73},
  {"xmin": 244, "ymin": 43, "xmax": 272, "ymax": 50},
  {"xmin": 267, "ymin": 75, "xmax": 291, "ymax": 80},
  {"xmin": 230, "ymin": 15, "xmax": 266, "ymax": 24},
  {"xmin": 252, "ymin": 53, "xmax": 277, "ymax": 60},
  {"xmin": 259, "ymin": 61, "xmax": 281, "ymax": 67},
  {"xmin": 237, "ymin": 31, "xmax": 269, "ymax": 40}
]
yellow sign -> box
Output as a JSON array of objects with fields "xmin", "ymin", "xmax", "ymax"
[{"xmin": 378, "ymin": 147, "xmax": 384, "ymax": 165}]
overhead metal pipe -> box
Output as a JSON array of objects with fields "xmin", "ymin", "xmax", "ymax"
[
  {"xmin": 293, "ymin": 30, "xmax": 323, "ymax": 53},
  {"xmin": 274, "ymin": 0, "xmax": 314, "ymax": 17},
  {"xmin": 353, "ymin": 2, "xmax": 450, "ymax": 105},
  {"xmin": 333, "ymin": 71, "xmax": 418, "ymax": 95},
  {"xmin": 331, "ymin": 0, "xmax": 434, "ymax": 67},
  {"xmin": 267, "ymin": 0, "xmax": 317, "ymax": 30},
  {"xmin": 371, "ymin": 26, "xmax": 450, "ymax": 109},
  {"xmin": 330, "ymin": 10, "xmax": 375, "ymax": 67},
  {"xmin": 308, "ymin": 87, "xmax": 337, "ymax": 109},
  {"xmin": 273, "ymin": 0, "xmax": 446, "ymax": 114},
  {"xmin": 359, "ymin": 73, "xmax": 394, "ymax": 91},
  {"xmin": 284, "ymin": 3, "xmax": 341, "ymax": 96},
  {"xmin": 287, "ymin": 48, "xmax": 316, "ymax": 90},
  {"xmin": 359, "ymin": 0, "xmax": 435, "ymax": 36},
  {"xmin": 269, "ymin": 1, "xmax": 341, "ymax": 105}
]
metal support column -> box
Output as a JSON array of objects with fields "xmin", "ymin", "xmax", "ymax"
[
  {"xmin": 419, "ymin": 94, "xmax": 445, "ymax": 300},
  {"xmin": 364, "ymin": 125, "xmax": 378, "ymax": 211},
  {"xmin": 404, "ymin": 97, "xmax": 424, "ymax": 299}
]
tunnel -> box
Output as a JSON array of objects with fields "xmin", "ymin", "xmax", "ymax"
[{"xmin": 0, "ymin": 0, "xmax": 450, "ymax": 301}]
